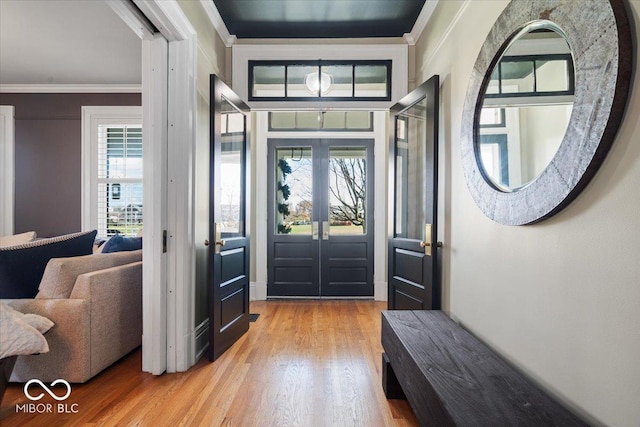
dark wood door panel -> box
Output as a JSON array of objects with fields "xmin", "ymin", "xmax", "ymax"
[
  {"xmin": 325, "ymin": 241, "xmax": 368, "ymax": 259},
  {"xmin": 273, "ymin": 241, "xmax": 314, "ymax": 259},
  {"xmin": 220, "ymin": 287, "xmax": 247, "ymax": 328},
  {"xmin": 323, "ymin": 266, "xmax": 370, "ymax": 297},
  {"xmin": 220, "ymin": 247, "xmax": 246, "ymax": 285},
  {"xmin": 388, "ymin": 75, "xmax": 440, "ymax": 310},
  {"xmin": 392, "ymin": 248, "xmax": 424, "ymax": 287},
  {"xmin": 392, "ymin": 289, "xmax": 424, "ymax": 310},
  {"xmin": 209, "ymin": 75, "xmax": 251, "ymax": 361},
  {"xmin": 274, "ymin": 266, "xmax": 314, "ymax": 282}
]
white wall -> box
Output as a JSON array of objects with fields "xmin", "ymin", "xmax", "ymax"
[
  {"xmin": 415, "ymin": 1, "xmax": 640, "ymax": 426},
  {"xmin": 521, "ymin": 103, "xmax": 572, "ymax": 183}
]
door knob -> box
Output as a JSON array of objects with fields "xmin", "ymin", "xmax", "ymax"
[
  {"xmin": 421, "ymin": 224, "xmax": 442, "ymax": 256},
  {"xmin": 322, "ymin": 221, "xmax": 330, "ymax": 240},
  {"xmin": 420, "ymin": 241, "xmax": 443, "ymax": 248},
  {"xmin": 204, "ymin": 239, "xmax": 210, "ymax": 246},
  {"xmin": 214, "ymin": 223, "xmax": 225, "ymax": 254}
]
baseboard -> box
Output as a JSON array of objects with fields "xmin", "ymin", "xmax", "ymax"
[
  {"xmin": 375, "ymin": 281, "xmax": 388, "ymax": 301},
  {"xmin": 194, "ymin": 318, "xmax": 209, "ymax": 362},
  {"xmin": 255, "ymin": 282, "xmax": 384, "ymax": 301},
  {"xmin": 250, "ymin": 281, "xmax": 267, "ymax": 301}
]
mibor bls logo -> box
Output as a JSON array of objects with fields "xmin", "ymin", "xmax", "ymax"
[{"xmin": 16, "ymin": 379, "xmax": 79, "ymax": 414}]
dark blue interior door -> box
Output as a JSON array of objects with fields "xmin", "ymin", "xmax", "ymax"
[
  {"xmin": 209, "ymin": 75, "xmax": 251, "ymax": 361},
  {"xmin": 388, "ymin": 75, "xmax": 440, "ymax": 310}
]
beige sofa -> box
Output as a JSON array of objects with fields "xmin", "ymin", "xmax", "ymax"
[{"xmin": 3, "ymin": 250, "xmax": 142, "ymax": 383}]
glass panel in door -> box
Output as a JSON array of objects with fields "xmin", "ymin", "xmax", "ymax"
[
  {"xmin": 275, "ymin": 148, "xmax": 313, "ymax": 235},
  {"xmin": 220, "ymin": 98, "xmax": 246, "ymax": 238},
  {"xmin": 394, "ymin": 99, "xmax": 428, "ymax": 240},
  {"xmin": 328, "ymin": 147, "xmax": 367, "ymax": 235}
]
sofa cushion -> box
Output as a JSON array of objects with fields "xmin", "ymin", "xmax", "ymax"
[
  {"xmin": 36, "ymin": 249, "xmax": 142, "ymax": 299},
  {"xmin": 0, "ymin": 301, "xmax": 54, "ymax": 334},
  {"xmin": 0, "ymin": 231, "xmax": 37, "ymax": 248},
  {"xmin": 0, "ymin": 301, "xmax": 50, "ymax": 359},
  {"xmin": 0, "ymin": 230, "xmax": 97, "ymax": 299},
  {"xmin": 101, "ymin": 234, "xmax": 143, "ymax": 253}
]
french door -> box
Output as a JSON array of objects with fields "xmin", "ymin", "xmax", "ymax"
[
  {"xmin": 208, "ymin": 75, "xmax": 251, "ymax": 360},
  {"xmin": 388, "ymin": 75, "xmax": 441, "ymax": 310},
  {"xmin": 267, "ymin": 139, "xmax": 374, "ymax": 297}
]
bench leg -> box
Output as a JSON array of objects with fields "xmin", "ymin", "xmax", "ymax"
[{"xmin": 382, "ymin": 352, "xmax": 406, "ymax": 400}]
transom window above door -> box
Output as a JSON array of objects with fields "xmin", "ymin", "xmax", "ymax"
[
  {"xmin": 269, "ymin": 111, "xmax": 373, "ymax": 131},
  {"xmin": 249, "ymin": 60, "xmax": 391, "ymax": 101}
]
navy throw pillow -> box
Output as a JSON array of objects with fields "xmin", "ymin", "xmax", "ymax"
[
  {"xmin": 101, "ymin": 235, "xmax": 142, "ymax": 253},
  {"xmin": 0, "ymin": 230, "xmax": 97, "ymax": 299}
]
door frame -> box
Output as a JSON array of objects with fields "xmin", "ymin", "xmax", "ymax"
[
  {"xmin": 0, "ymin": 105, "xmax": 14, "ymax": 236},
  {"xmin": 129, "ymin": 0, "xmax": 198, "ymax": 373},
  {"xmin": 254, "ymin": 111, "xmax": 388, "ymax": 301}
]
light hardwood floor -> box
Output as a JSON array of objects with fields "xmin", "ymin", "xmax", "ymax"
[{"xmin": 1, "ymin": 300, "xmax": 417, "ymax": 426}]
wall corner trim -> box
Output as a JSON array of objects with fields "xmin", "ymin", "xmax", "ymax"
[
  {"xmin": 251, "ymin": 281, "xmax": 267, "ymax": 301},
  {"xmin": 200, "ymin": 0, "xmax": 235, "ymax": 47},
  {"xmin": 407, "ymin": 0, "xmax": 439, "ymax": 46},
  {"xmin": 418, "ymin": 0, "xmax": 473, "ymax": 74}
]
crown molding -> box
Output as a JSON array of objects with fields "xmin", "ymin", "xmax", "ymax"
[
  {"xmin": 418, "ymin": 0, "xmax": 472, "ymax": 73},
  {"xmin": 200, "ymin": 0, "xmax": 235, "ymax": 47},
  {"xmin": 404, "ymin": 0, "xmax": 439, "ymax": 46},
  {"xmin": 105, "ymin": 0, "xmax": 156, "ymax": 40},
  {"xmin": 0, "ymin": 84, "xmax": 142, "ymax": 93},
  {"xmin": 134, "ymin": 0, "xmax": 195, "ymax": 42}
]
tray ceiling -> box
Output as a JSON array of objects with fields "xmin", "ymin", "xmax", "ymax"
[{"xmin": 212, "ymin": 0, "xmax": 427, "ymax": 39}]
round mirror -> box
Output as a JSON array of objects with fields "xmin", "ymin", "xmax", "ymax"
[
  {"xmin": 477, "ymin": 22, "xmax": 574, "ymax": 192},
  {"xmin": 461, "ymin": 0, "xmax": 632, "ymax": 225}
]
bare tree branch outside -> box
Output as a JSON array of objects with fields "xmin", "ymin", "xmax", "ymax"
[{"xmin": 329, "ymin": 157, "xmax": 366, "ymax": 233}]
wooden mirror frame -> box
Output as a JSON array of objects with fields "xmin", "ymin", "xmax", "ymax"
[{"xmin": 461, "ymin": 0, "xmax": 632, "ymax": 225}]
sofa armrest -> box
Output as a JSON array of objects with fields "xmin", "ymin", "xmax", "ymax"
[
  {"xmin": 70, "ymin": 261, "xmax": 142, "ymax": 377},
  {"xmin": 3, "ymin": 298, "xmax": 91, "ymax": 383}
]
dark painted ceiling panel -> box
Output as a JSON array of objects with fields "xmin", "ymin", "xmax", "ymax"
[{"xmin": 212, "ymin": 0, "xmax": 427, "ymax": 38}]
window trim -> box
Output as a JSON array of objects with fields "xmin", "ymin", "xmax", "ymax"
[{"xmin": 81, "ymin": 106, "xmax": 143, "ymax": 236}]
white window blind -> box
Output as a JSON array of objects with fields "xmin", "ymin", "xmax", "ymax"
[{"xmin": 97, "ymin": 125, "xmax": 143, "ymax": 237}]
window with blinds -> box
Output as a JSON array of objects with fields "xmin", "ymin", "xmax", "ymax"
[{"xmin": 97, "ymin": 125, "xmax": 143, "ymax": 237}]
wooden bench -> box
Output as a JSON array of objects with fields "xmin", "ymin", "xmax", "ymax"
[{"xmin": 381, "ymin": 311, "xmax": 587, "ymax": 426}]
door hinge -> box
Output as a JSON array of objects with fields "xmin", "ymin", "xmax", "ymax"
[{"xmin": 162, "ymin": 230, "xmax": 168, "ymax": 253}]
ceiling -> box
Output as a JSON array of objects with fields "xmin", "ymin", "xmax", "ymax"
[
  {"xmin": 0, "ymin": 0, "xmax": 141, "ymax": 85},
  {"xmin": 212, "ymin": 0, "xmax": 427, "ymax": 39},
  {"xmin": 0, "ymin": 0, "xmax": 431, "ymax": 87}
]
